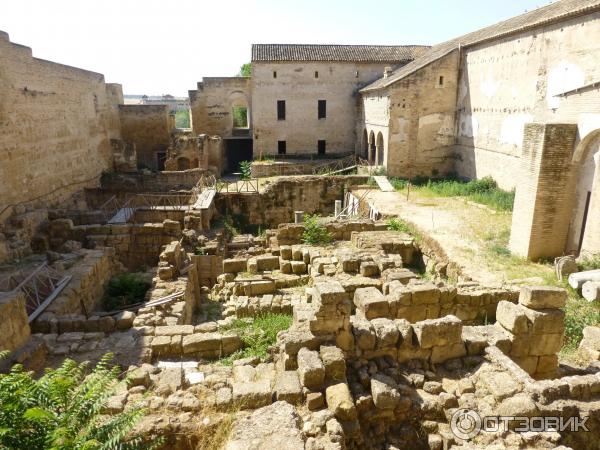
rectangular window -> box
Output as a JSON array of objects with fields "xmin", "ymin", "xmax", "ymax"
[
  {"xmin": 318, "ymin": 100, "xmax": 326, "ymax": 119},
  {"xmin": 277, "ymin": 100, "xmax": 286, "ymax": 120},
  {"xmin": 438, "ymin": 76, "xmax": 444, "ymax": 86},
  {"xmin": 273, "ymin": 71, "xmax": 277, "ymax": 78},
  {"xmin": 278, "ymin": 140, "xmax": 287, "ymax": 155},
  {"xmin": 318, "ymin": 140, "xmax": 326, "ymax": 155},
  {"xmin": 314, "ymin": 71, "xmax": 319, "ymax": 78}
]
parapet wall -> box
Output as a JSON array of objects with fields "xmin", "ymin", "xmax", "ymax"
[{"xmin": 0, "ymin": 32, "xmax": 121, "ymax": 221}]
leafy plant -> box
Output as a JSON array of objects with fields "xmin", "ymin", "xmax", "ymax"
[
  {"xmin": 301, "ymin": 214, "xmax": 332, "ymax": 245},
  {"xmin": 0, "ymin": 353, "xmax": 161, "ymax": 450},
  {"xmin": 102, "ymin": 273, "xmax": 150, "ymax": 311},
  {"xmin": 387, "ymin": 218, "xmax": 410, "ymax": 233},
  {"xmin": 237, "ymin": 62, "xmax": 251, "ymax": 77},
  {"xmin": 578, "ymin": 254, "xmax": 600, "ymax": 271},
  {"xmin": 239, "ymin": 161, "xmax": 252, "ymax": 180},
  {"xmin": 563, "ymin": 289, "xmax": 600, "ymax": 351},
  {"xmin": 220, "ymin": 314, "xmax": 293, "ymax": 365},
  {"xmin": 174, "ymin": 110, "xmax": 190, "ymax": 128}
]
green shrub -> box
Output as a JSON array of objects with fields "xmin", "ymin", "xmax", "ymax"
[
  {"xmin": 301, "ymin": 214, "xmax": 332, "ymax": 245},
  {"xmin": 386, "ymin": 218, "xmax": 410, "ymax": 233},
  {"xmin": 102, "ymin": 273, "xmax": 149, "ymax": 311},
  {"xmin": 239, "ymin": 161, "xmax": 252, "ymax": 180},
  {"xmin": 220, "ymin": 314, "xmax": 293, "ymax": 364},
  {"xmin": 0, "ymin": 353, "xmax": 160, "ymax": 450},
  {"xmin": 174, "ymin": 109, "xmax": 190, "ymax": 128},
  {"xmin": 579, "ymin": 254, "xmax": 600, "ymax": 271},
  {"xmin": 563, "ymin": 292, "xmax": 600, "ymax": 350}
]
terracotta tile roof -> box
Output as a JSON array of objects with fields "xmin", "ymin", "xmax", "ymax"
[
  {"xmin": 361, "ymin": 0, "xmax": 600, "ymax": 92},
  {"xmin": 251, "ymin": 44, "xmax": 430, "ymax": 63}
]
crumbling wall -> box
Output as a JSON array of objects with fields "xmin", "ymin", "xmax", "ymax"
[
  {"xmin": 119, "ymin": 105, "xmax": 172, "ymax": 171},
  {"xmin": 0, "ymin": 31, "xmax": 121, "ymax": 221},
  {"xmin": 0, "ymin": 291, "xmax": 30, "ymax": 351}
]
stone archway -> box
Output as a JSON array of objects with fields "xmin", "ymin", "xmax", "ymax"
[
  {"xmin": 376, "ymin": 132, "xmax": 384, "ymax": 166},
  {"xmin": 177, "ymin": 157, "xmax": 191, "ymax": 170},
  {"xmin": 361, "ymin": 129, "xmax": 368, "ymax": 159},
  {"xmin": 368, "ymin": 131, "xmax": 375, "ymax": 165},
  {"xmin": 572, "ymin": 129, "xmax": 600, "ymax": 256}
]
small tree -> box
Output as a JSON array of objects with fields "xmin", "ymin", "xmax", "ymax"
[
  {"xmin": 238, "ymin": 63, "xmax": 251, "ymax": 77},
  {"xmin": 301, "ymin": 214, "xmax": 332, "ymax": 245},
  {"xmin": 0, "ymin": 352, "xmax": 161, "ymax": 450},
  {"xmin": 239, "ymin": 161, "xmax": 252, "ymax": 180}
]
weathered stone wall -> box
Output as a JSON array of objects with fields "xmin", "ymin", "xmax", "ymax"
[
  {"xmin": 119, "ymin": 105, "xmax": 172, "ymax": 170},
  {"xmin": 0, "ymin": 291, "xmax": 30, "ymax": 351},
  {"xmin": 374, "ymin": 51, "xmax": 458, "ymax": 178},
  {"xmin": 214, "ymin": 176, "xmax": 368, "ymax": 227},
  {"xmin": 455, "ymin": 11, "xmax": 600, "ymax": 190},
  {"xmin": 252, "ymin": 62, "xmax": 405, "ymax": 156},
  {"xmin": 0, "ymin": 31, "xmax": 122, "ymax": 220},
  {"xmin": 189, "ymin": 77, "xmax": 251, "ymax": 137}
]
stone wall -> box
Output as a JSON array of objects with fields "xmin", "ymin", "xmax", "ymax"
[
  {"xmin": 119, "ymin": 105, "xmax": 172, "ymax": 171},
  {"xmin": 0, "ymin": 31, "xmax": 121, "ymax": 220},
  {"xmin": 189, "ymin": 77, "xmax": 251, "ymax": 137},
  {"xmin": 214, "ymin": 176, "xmax": 368, "ymax": 227},
  {"xmin": 0, "ymin": 291, "xmax": 30, "ymax": 351},
  {"xmin": 252, "ymin": 61, "xmax": 407, "ymax": 156}
]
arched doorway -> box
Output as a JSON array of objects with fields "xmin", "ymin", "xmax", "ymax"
[
  {"xmin": 177, "ymin": 157, "xmax": 191, "ymax": 170},
  {"xmin": 570, "ymin": 130, "xmax": 600, "ymax": 255},
  {"xmin": 368, "ymin": 131, "xmax": 375, "ymax": 165},
  {"xmin": 376, "ymin": 132, "xmax": 384, "ymax": 166},
  {"xmin": 361, "ymin": 129, "xmax": 368, "ymax": 159}
]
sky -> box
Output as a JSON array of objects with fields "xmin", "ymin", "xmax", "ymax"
[{"xmin": 1, "ymin": 0, "xmax": 553, "ymax": 96}]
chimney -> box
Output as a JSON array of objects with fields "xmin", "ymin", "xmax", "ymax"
[{"xmin": 383, "ymin": 66, "xmax": 392, "ymax": 78}]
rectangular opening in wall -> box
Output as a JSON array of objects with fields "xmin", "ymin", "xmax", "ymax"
[
  {"xmin": 355, "ymin": 70, "xmax": 359, "ymax": 78},
  {"xmin": 439, "ymin": 76, "xmax": 444, "ymax": 86},
  {"xmin": 156, "ymin": 152, "xmax": 166, "ymax": 171},
  {"xmin": 273, "ymin": 71, "xmax": 277, "ymax": 78},
  {"xmin": 278, "ymin": 140, "xmax": 287, "ymax": 155},
  {"xmin": 277, "ymin": 100, "xmax": 286, "ymax": 120},
  {"xmin": 318, "ymin": 100, "xmax": 326, "ymax": 119},
  {"xmin": 314, "ymin": 71, "xmax": 319, "ymax": 78},
  {"xmin": 232, "ymin": 106, "xmax": 248, "ymax": 128},
  {"xmin": 318, "ymin": 140, "xmax": 326, "ymax": 155}
]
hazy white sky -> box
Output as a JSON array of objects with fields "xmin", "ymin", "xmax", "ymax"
[{"xmin": 2, "ymin": 0, "xmax": 552, "ymax": 96}]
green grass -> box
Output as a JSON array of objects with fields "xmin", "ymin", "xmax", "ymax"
[
  {"xmin": 578, "ymin": 254, "xmax": 600, "ymax": 271},
  {"xmin": 562, "ymin": 283, "xmax": 600, "ymax": 353},
  {"xmin": 102, "ymin": 273, "xmax": 150, "ymax": 311},
  {"xmin": 219, "ymin": 314, "xmax": 293, "ymax": 365},
  {"xmin": 389, "ymin": 176, "xmax": 515, "ymax": 212},
  {"xmin": 174, "ymin": 109, "xmax": 190, "ymax": 128}
]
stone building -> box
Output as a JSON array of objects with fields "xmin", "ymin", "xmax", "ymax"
[{"xmin": 358, "ymin": 0, "xmax": 600, "ymax": 260}]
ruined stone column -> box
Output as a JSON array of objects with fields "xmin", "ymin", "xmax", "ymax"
[{"xmin": 495, "ymin": 285, "xmax": 566, "ymax": 378}]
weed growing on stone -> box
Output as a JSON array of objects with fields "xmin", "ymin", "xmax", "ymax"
[
  {"xmin": 578, "ymin": 253, "xmax": 600, "ymax": 271},
  {"xmin": 301, "ymin": 214, "xmax": 332, "ymax": 245},
  {"xmin": 102, "ymin": 273, "xmax": 150, "ymax": 311},
  {"xmin": 562, "ymin": 283, "xmax": 600, "ymax": 352},
  {"xmin": 386, "ymin": 217, "xmax": 411, "ymax": 233},
  {"xmin": 219, "ymin": 314, "xmax": 293, "ymax": 365}
]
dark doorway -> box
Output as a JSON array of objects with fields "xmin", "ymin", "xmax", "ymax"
[
  {"xmin": 224, "ymin": 138, "xmax": 253, "ymax": 173},
  {"xmin": 156, "ymin": 152, "xmax": 166, "ymax": 171}
]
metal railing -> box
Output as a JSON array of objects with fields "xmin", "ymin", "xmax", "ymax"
[
  {"xmin": 335, "ymin": 189, "xmax": 372, "ymax": 220},
  {"xmin": 0, "ymin": 263, "xmax": 72, "ymax": 322},
  {"xmin": 312, "ymin": 155, "xmax": 357, "ymax": 175},
  {"xmin": 217, "ymin": 178, "xmax": 260, "ymax": 194}
]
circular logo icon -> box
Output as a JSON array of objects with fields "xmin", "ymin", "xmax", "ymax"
[{"xmin": 451, "ymin": 408, "xmax": 482, "ymax": 440}]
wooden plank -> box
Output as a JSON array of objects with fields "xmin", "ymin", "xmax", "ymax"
[
  {"xmin": 373, "ymin": 176, "xmax": 395, "ymax": 192},
  {"xmin": 28, "ymin": 275, "xmax": 72, "ymax": 323}
]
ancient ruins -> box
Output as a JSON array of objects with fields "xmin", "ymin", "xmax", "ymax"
[{"xmin": 1, "ymin": 0, "xmax": 600, "ymax": 449}]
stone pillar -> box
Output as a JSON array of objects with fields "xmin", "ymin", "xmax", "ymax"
[
  {"xmin": 294, "ymin": 211, "xmax": 304, "ymax": 224},
  {"xmin": 509, "ymin": 123, "xmax": 578, "ymax": 260},
  {"xmin": 168, "ymin": 112, "xmax": 176, "ymax": 131},
  {"xmin": 580, "ymin": 159, "xmax": 600, "ymax": 256},
  {"xmin": 308, "ymin": 281, "xmax": 353, "ymax": 350},
  {"xmin": 495, "ymin": 286, "xmax": 566, "ymax": 379}
]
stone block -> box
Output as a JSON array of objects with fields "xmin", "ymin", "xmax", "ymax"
[
  {"xmin": 412, "ymin": 315, "xmax": 462, "ymax": 349},
  {"xmin": 360, "ymin": 261, "xmax": 379, "ymax": 277},
  {"xmin": 410, "ymin": 284, "xmax": 440, "ymax": 305},
  {"xmin": 231, "ymin": 380, "xmax": 273, "ymax": 409},
  {"xmin": 325, "ymin": 383, "xmax": 357, "ymax": 420},
  {"xmin": 256, "ymin": 255, "xmax": 280, "ymax": 271},
  {"xmin": 371, "ymin": 374, "xmax": 400, "ymax": 409},
  {"xmin": 430, "ymin": 343, "xmax": 466, "ymax": 364},
  {"xmin": 354, "ymin": 287, "xmax": 388, "ymax": 320},
  {"xmin": 320, "ymin": 345, "xmax": 346, "ymax": 381},
  {"xmin": 223, "ymin": 258, "xmax": 248, "ymax": 273},
  {"xmin": 314, "ymin": 280, "xmax": 347, "ymax": 305},
  {"xmin": 519, "ymin": 285, "xmax": 566, "ymax": 309},
  {"xmin": 529, "ymin": 333, "xmax": 563, "ymax": 356},
  {"xmin": 496, "ymin": 301, "xmax": 528, "ymax": 334},
  {"xmin": 371, "ymin": 318, "xmax": 400, "ymax": 348},
  {"xmin": 155, "ymin": 325, "xmax": 194, "ymax": 336},
  {"xmin": 244, "ymin": 280, "xmax": 276, "ymax": 296},
  {"xmin": 275, "ymin": 371, "xmax": 302, "ymax": 404},
  {"xmin": 306, "ymin": 392, "xmax": 324, "ymax": 410},
  {"xmin": 280, "ymin": 245, "xmax": 292, "ymax": 260},
  {"xmin": 182, "ymin": 333, "xmax": 221, "ymax": 354},
  {"xmin": 297, "ymin": 348, "xmax": 325, "ymax": 389},
  {"xmin": 291, "ymin": 261, "xmax": 307, "ymax": 274},
  {"xmin": 523, "ymin": 308, "xmax": 565, "ymax": 335}
]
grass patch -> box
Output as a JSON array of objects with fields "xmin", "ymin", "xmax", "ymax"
[
  {"xmin": 301, "ymin": 214, "xmax": 332, "ymax": 245},
  {"xmin": 578, "ymin": 254, "xmax": 600, "ymax": 271},
  {"xmin": 219, "ymin": 313, "xmax": 293, "ymax": 365},
  {"xmin": 386, "ymin": 217, "xmax": 411, "ymax": 233},
  {"xmin": 102, "ymin": 273, "xmax": 150, "ymax": 311},
  {"xmin": 390, "ymin": 176, "xmax": 515, "ymax": 212},
  {"xmin": 562, "ymin": 283, "xmax": 600, "ymax": 353}
]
